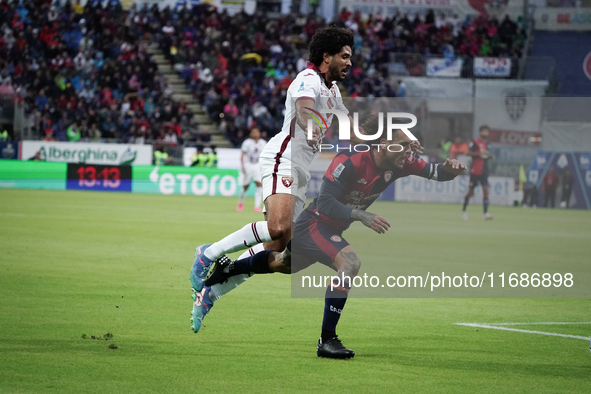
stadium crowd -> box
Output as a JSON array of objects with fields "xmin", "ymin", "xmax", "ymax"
[
  {"xmin": 0, "ymin": 0, "xmax": 526, "ymax": 147},
  {"xmin": 0, "ymin": 0, "xmax": 198, "ymax": 145},
  {"xmin": 158, "ymin": 4, "xmax": 526, "ymax": 144}
]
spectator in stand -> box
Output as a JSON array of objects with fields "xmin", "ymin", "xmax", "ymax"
[
  {"xmin": 169, "ymin": 117, "xmax": 182, "ymax": 137},
  {"xmin": 0, "ymin": 0, "xmax": 193, "ymax": 144},
  {"xmin": 0, "ymin": 78, "xmax": 14, "ymax": 96},
  {"xmin": 43, "ymin": 124, "xmax": 55, "ymax": 141},
  {"xmin": 395, "ymin": 80, "xmax": 407, "ymax": 97},
  {"xmin": 101, "ymin": 116, "xmax": 116, "ymax": 139},
  {"xmin": 438, "ymin": 139, "xmax": 452, "ymax": 162},
  {"xmin": 542, "ymin": 166, "xmax": 559, "ymax": 208},
  {"xmin": 199, "ymin": 128, "xmax": 211, "ymax": 144},
  {"xmin": 88, "ymin": 123, "xmax": 101, "ymax": 142},
  {"xmin": 190, "ymin": 145, "xmax": 206, "ymax": 167},
  {"xmin": 2, "ymin": 1, "xmax": 526, "ymax": 148},
  {"xmin": 224, "ymin": 98, "xmax": 239, "ymax": 119},
  {"xmin": 67, "ymin": 122, "xmax": 81, "ymax": 142},
  {"xmin": 164, "ymin": 126, "xmax": 178, "ymax": 146},
  {"xmin": 449, "ymin": 137, "xmax": 469, "ymax": 159},
  {"xmin": 154, "ymin": 146, "xmax": 172, "ymax": 165},
  {"xmin": 34, "ymin": 89, "xmax": 48, "ymax": 110},
  {"xmin": 206, "ymin": 145, "xmax": 219, "ymax": 168}
]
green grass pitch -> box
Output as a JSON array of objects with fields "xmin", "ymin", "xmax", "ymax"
[{"xmin": 0, "ymin": 188, "xmax": 589, "ymax": 393}]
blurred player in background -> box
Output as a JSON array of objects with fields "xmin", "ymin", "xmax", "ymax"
[
  {"xmin": 542, "ymin": 166, "xmax": 559, "ymax": 208},
  {"xmin": 462, "ymin": 125, "xmax": 495, "ymax": 220},
  {"xmin": 560, "ymin": 169, "xmax": 573, "ymax": 208},
  {"xmin": 237, "ymin": 127, "xmax": 266, "ymax": 212},
  {"xmin": 204, "ymin": 119, "xmax": 465, "ymax": 358}
]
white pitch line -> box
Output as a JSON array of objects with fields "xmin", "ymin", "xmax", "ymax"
[
  {"xmin": 473, "ymin": 322, "xmax": 591, "ymax": 326},
  {"xmin": 455, "ymin": 323, "xmax": 591, "ymax": 341}
]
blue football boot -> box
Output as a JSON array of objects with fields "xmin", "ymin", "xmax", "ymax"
[
  {"xmin": 190, "ymin": 244, "xmax": 213, "ymax": 293},
  {"xmin": 190, "ymin": 286, "xmax": 214, "ymax": 333}
]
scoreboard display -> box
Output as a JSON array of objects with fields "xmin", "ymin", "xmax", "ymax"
[{"xmin": 66, "ymin": 163, "xmax": 132, "ymax": 192}]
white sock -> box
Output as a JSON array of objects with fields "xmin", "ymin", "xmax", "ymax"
[
  {"xmin": 254, "ymin": 186, "xmax": 262, "ymax": 209},
  {"xmin": 238, "ymin": 188, "xmax": 246, "ymax": 204},
  {"xmin": 204, "ymin": 221, "xmax": 271, "ymax": 261},
  {"xmin": 209, "ymin": 243, "xmax": 265, "ymax": 302}
]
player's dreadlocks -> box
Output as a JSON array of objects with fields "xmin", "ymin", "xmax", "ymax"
[{"xmin": 308, "ymin": 26, "xmax": 355, "ymax": 67}]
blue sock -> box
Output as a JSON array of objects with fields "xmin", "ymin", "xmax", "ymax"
[
  {"xmin": 321, "ymin": 279, "xmax": 351, "ymax": 341},
  {"xmin": 228, "ymin": 250, "xmax": 274, "ymax": 275},
  {"xmin": 483, "ymin": 195, "xmax": 489, "ymax": 214}
]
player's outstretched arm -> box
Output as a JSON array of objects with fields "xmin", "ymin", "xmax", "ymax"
[
  {"xmin": 442, "ymin": 158, "xmax": 467, "ymax": 176},
  {"xmin": 351, "ymin": 210, "xmax": 390, "ymax": 234},
  {"xmin": 409, "ymin": 140, "xmax": 424, "ymax": 154},
  {"xmin": 413, "ymin": 157, "xmax": 466, "ymax": 182}
]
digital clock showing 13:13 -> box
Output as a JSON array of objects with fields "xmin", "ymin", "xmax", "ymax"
[{"xmin": 66, "ymin": 163, "xmax": 132, "ymax": 192}]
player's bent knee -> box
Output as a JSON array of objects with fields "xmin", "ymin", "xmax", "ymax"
[
  {"xmin": 344, "ymin": 260, "xmax": 361, "ymax": 278},
  {"xmin": 337, "ymin": 254, "xmax": 361, "ymax": 279},
  {"xmin": 267, "ymin": 223, "xmax": 290, "ymax": 241}
]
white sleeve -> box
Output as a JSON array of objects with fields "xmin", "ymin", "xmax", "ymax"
[
  {"xmin": 241, "ymin": 140, "xmax": 249, "ymax": 153},
  {"xmin": 289, "ymin": 73, "xmax": 320, "ymax": 101}
]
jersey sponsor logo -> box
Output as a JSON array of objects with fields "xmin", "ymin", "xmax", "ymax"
[
  {"xmin": 331, "ymin": 235, "xmax": 342, "ymax": 242},
  {"xmin": 407, "ymin": 153, "xmax": 417, "ymax": 164},
  {"xmin": 332, "ymin": 163, "xmax": 345, "ymax": 179},
  {"xmin": 281, "ymin": 176, "xmax": 293, "ymax": 188},
  {"xmin": 357, "ymin": 178, "xmax": 367, "ymax": 184},
  {"xmin": 384, "ymin": 171, "xmax": 393, "ymax": 182},
  {"xmin": 297, "ymin": 82, "xmax": 305, "ymax": 92}
]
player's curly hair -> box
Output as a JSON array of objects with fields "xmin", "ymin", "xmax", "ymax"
[{"xmin": 308, "ymin": 26, "xmax": 355, "ymax": 67}]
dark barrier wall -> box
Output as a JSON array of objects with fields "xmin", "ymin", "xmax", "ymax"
[{"xmin": 528, "ymin": 31, "xmax": 591, "ymax": 97}]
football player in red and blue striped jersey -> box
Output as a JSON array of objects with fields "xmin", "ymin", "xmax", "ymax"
[
  {"xmin": 205, "ymin": 116, "xmax": 466, "ymax": 359},
  {"xmin": 462, "ymin": 125, "xmax": 496, "ymax": 221}
]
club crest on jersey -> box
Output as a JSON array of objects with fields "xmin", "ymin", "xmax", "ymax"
[
  {"xmin": 332, "ymin": 163, "xmax": 345, "ymax": 179},
  {"xmin": 384, "ymin": 171, "xmax": 393, "ymax": 182},
  {"xmin": 297, "ymin": 82, "xmax": 305, "ymax": 92},
  {"xmin": 281, "ymin": 176, "xmax": 294, "ymax": 188},
  {"xmin": 331, "ymin": 235, "xmax": 342, "ymax": 242}
]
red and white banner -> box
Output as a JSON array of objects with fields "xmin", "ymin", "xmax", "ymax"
[
  {"xmin": 534, "ymin": 8, "xmax": 591, "ymax": 31},
  {"xmin": 474, "ymin": 58, "xmax": 512, "ymax": 77},
  {"xmin": 488, "ymin": 129, "xmax": 542, "ymax": 146},
  {"xmin": 338, "ymin": 0, "xmax": 524, "ymax": 19}
]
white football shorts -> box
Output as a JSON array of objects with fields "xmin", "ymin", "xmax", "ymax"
[{"xmin": 259, "ymin": 133, "xmax": 309, "ymax": 222}]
